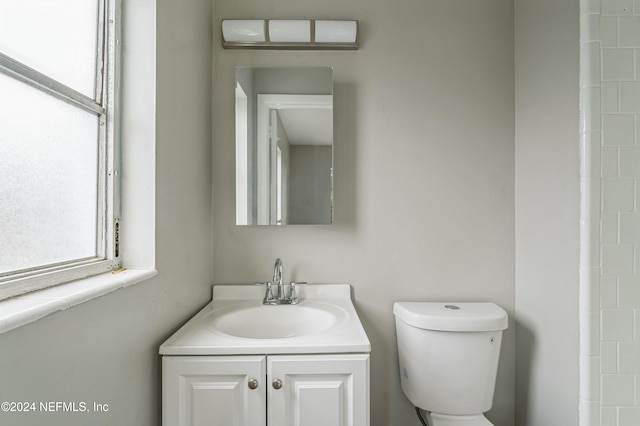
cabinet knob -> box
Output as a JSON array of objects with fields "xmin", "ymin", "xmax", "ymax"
[
  {"xmin": 248, "ymin": 379, "xmax": 259, "ymax": 390},
  {"xmin": 272, "ymin": 379, "xmax": 283, "ymax": 390}
]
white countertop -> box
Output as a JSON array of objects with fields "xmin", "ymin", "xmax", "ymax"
[{"xmin": 159, "ymin": 284, "xmax": 371, "ymax": 355}]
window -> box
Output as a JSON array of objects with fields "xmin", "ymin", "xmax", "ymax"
[{"xmin": 0, "ymin": 0, "xmax": 120, "ymax": 300}]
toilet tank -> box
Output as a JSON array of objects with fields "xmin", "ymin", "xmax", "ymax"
[{"xmin": 393, "ymin": 302, "xmax": 508, "ymax": 416}]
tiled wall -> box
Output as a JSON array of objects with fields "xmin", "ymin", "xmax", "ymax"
[{"xmin": 580, "ymin": 1, "xmax": 640, "ymax": 424}]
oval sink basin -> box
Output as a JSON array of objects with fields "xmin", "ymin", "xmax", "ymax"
[{"xmin": 207, "ymin": 302, "xmax": 346, "ymax": 339}]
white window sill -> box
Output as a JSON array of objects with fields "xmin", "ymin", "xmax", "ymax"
[{"xmin": 0, "ymin": 269, "xmax": 157, "ymax": 334}]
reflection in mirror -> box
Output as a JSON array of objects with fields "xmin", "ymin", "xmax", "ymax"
[{"xmin": 235, "ymin": 67, "xmax": 333, "ymax": 225}]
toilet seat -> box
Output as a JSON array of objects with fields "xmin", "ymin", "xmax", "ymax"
[{"xmin": 426, "ymin": 412, "xmax": 494, "ymax": 426}]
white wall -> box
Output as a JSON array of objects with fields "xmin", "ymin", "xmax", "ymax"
[
  {"xmin": 213, "ymin": 0, "xmax": 516, "ymax": 424},
  {"xmin": 514, "ymin": 0, "xmax": 580, "ymax": 425},
  {"xmin": 0, "ymin": 0, "xmax": 213, "ymax": 424}
]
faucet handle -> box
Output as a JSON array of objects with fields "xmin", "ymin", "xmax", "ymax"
[
  {"xmin": 257, "ymin": 281, "xmax": 277, "ymax": 304},
  {"xmin": 288, "ymin": 281, "xmax": 307, "ymax": 304}
]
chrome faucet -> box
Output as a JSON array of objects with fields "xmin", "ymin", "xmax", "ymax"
[
  {"xmin": 273, "ymin": 258, "xmax": 284, "ymax": 300},
  {"xmin": 260, "ymin": 258, "xmax": 304, "ymax": 305}
]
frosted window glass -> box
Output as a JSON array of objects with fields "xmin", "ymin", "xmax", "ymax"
[
  {"xmin": 0, "ymin": 0, "xmax": 99, "ymax": 97},
  {"xmin": 0, "ymin": 73, "xmax": 99, "ymax": 274}
]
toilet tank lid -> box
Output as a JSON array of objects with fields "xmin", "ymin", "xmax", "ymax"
[{"xmin": 393, "ymin": 302, "xmax": 508, "ymax": 332}]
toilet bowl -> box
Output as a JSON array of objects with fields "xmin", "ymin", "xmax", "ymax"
[{"xmin": 393, "ymin": 302, "xmax": 508, "ymax": 426}]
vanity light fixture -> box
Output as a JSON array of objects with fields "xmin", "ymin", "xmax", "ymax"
[{"xmin": 222, "ymin": 19, "xmax": 359, "ymax": 50}]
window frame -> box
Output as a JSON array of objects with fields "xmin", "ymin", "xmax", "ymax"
[{"xmin": 0, "ymin": 0, "xmax": 121, "ymax": 300}]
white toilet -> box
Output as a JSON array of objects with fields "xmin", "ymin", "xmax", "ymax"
[{"xmin": 393, "ymin": 302, "xmax": 508, "ymax": 426}]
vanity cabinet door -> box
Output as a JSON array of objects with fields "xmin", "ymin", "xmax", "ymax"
[
  {"xmin": 267, "ymin": 354, "xmax": 370, "ymax": 426},
  {"xmin": 163, "ymin": 356, "xmax": 266, "ymax": 426}
]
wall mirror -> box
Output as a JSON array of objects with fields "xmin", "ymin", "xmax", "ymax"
[{"xmin": 235, "ymin": 66, "xmax": 333, "ymax": 225}]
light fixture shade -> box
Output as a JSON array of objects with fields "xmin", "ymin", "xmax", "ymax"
[
  {"xmin": 315, "ymin": 20, "xmax": 358, "ymax": 43},
  {"xmin": 222, "ymin": 20, "xmax": 266, "ymax": 43},
  {"xmin": 269, "ymin": 20, "xmax": 311, "ymax": 43}
]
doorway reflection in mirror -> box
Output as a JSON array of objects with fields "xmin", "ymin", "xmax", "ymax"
[{"xmin": 235, "ymin": 67, "xmax": 333, "ymax": 225}]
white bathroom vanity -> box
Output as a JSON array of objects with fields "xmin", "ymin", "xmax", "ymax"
[{"xmin": 160, "ymin": 284, "xmax": 371, "ymax": 426}]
